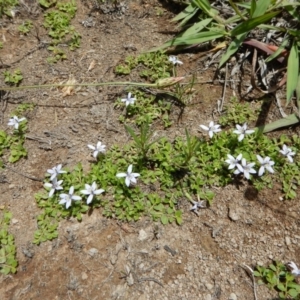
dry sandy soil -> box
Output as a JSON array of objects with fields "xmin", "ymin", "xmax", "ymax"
[{"xmin": 0, "ymin": 1, "xmax": 300, "ymax": 299}]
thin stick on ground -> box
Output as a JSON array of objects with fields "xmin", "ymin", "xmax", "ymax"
[{"xmin": 241, "ymin": 264, "xmax": 258, "ymax": 300}]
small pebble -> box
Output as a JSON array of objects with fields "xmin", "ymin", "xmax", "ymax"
[
  {"xmin": 138, "ymin": 229, "xmax": 148, "ymax": 241},
  {"xmin": 285, "ymin": 236, "xmax": 291, "ymax": 246},
  {"xmin": 228, "ymin": 208, "xmax": 239, "ymax": 221},
  {"xmin": 88, "ymin": 248, "xmax": 98, "ymax": 257},
  {"xmin": 229, "ymin": 293, "xmax": 237, "ymax": 300}
]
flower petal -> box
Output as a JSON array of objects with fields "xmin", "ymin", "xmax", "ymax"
[
  {"xmin": 116, "ymin": 172, "xmax": 126, "ymax": 178},
  {"xmin": 127, "ymin": 164, "xmax": 133, "ymax": 173},
  {"xmin": 125, "ymin": 177, "xmax": 130, "ymax": 187},
  {"xmin": 69, "ymin": 186, "xmax": 74, "ymax": 194},
  {"xmin": 200, "ymin": 125, "xmax": 209, "ymax": 131},
  {"xmin": 87, "ymin": 194, "xmax": 93, "ymax": 204}
]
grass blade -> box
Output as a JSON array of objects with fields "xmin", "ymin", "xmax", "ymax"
[
  {"xmin": 286, "ymin": 41, "xmax": 299, "ymax": 103},
  {"xmin": 172, "ymin": 3, "xmax": 196, "ymax": 22},
  {"xmin": 265, "ymin": 38, "xmax": 289, "ymax": 63},
  {"xmin": 250, "ymin": 0, "xmax": 256, "ymax": 17},
  {"xmin": 182, "ymin": 18, "xmax": 213, "ymax": 37},
  {"xmin": 192, "ymin": 0, "xmax": 214, "ymax": 16},
  {"xmin": 173, "ymin": 3, "xmax": 199, "ymax": 28},
  {"xmin": 257, "ymin": 114, "xmax": 300, "ymax": 133},
  {"xmin": 231, "ymin": 11, "xmax": 279, "ymax": 37},
  {"xmin": 251, "ymin": 0, "xmax": 271, "ymax": 18},
  {"xmin": 219, "ymin": 33, "xmax": 247, "ymax": 67},
  {"xmin": 125, "ymin": 125, "xmax": 141, "ymax": 146},
  {"xmin": 296, "ymin": 74, "xmax": 300, "ymax": 116},
  {"xmin": 168, "ymin": 30, "xmax": 225, "ymax": 46},
  {"xmin": 151, "ymin": 30, "xmax": 225, "ymax": 51}
]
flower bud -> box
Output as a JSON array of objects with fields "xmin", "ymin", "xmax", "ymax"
[{"xmin": 156, "ymin": 77, "xmax": 185, "ymax": 87}]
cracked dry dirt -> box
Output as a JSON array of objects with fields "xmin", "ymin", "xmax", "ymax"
[{"xmin": 0, "ymin": 1, "xmax": 300, "ymax": 299}]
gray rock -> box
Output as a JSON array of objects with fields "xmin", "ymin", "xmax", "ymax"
[
  {"xmin": 204, "ymin": 294, "xmax": 212, "ymax": 300},
  {"xmin": 88, "ymin": 248, "xmax": 98, "ymax": 257},
  {"xmin": 229, "ymin": 293, "xmax": 237, "ymax": 300},
  {"xmin": 228, "ymin": 207, "xmax": 240, "ymax": 221},
  {"xmin": 285, "ymin": 236, "xmax": 291, "ymax": 246}
]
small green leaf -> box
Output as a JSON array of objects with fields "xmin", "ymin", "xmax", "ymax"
[
  {"xmin": 277, "ymin": 283, "xmax": 286, "ymax": 292},
  {"xmin": 289, "ymin": 288, "xmax": 299, "ymax": 297},
  {"xmin": 253, "ymin": 271, "xmax": 262, "ymax": 277},
  {"xmin": 0, "ymin": 266, "xmax": 11, "ymax": 275},
  {"xmin": 161, "ymin": 215, "xmax": 168, "ymax": 225}
]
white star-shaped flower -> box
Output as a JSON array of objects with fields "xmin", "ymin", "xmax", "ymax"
[
  {"xmin": 168, "ymin": 55, "xmax": 183, "ymax": 65},
  {"xmin": 81, "ymin": 182, "xmax": 105, "ymax": 204},
  {"xmin": 44, "ymin": 178, "xmax": 63, "ymax": 197},
  {"xmin": 256, "ymin": 155, "xmax": 275, "ymax": 176},
  {"xmin": 190, "ymin": 200, "xmax": 206, "ymax": 216},
  {"xmin": 88, "ymin": 141, "xmax": 106, "ymax": 158},
  {"xmin": 116, "ymin": 164, "xmax": 140, "ymax": 187},
  {"xmin": 200, "ymin": 121, "xmax": 221, "ymax": 138},
  {"xmin": 121, "ymin": 92, "xmax": 136, "ymax": 107},
  {"xmin": 279, "ymin": 144, "xmax": 296, "ymax": 163},
  {"xmin": 287, "ymin": 261, "xmax": 300, "ymax": 276},
  {"xmin": 47, "ymin": 164, "xmax": 66, "ymax": 181},
  {"xmin": 233, "ymin": 123, "xmax": 254, "ymax": 141},
  {"xmin": 7, "ymin": 116, "xmax": 26, "ymax": 130},
  {"xmin": 235, "ymin": 158, "xmax": 256, "ymax": 180},
  {"xmin": 225, "ymin": 153, "xmax": 243, "ymax": 170},
  {"xmin": 59, "ymin": 186, "xmax": 81, "ymax": 209}
]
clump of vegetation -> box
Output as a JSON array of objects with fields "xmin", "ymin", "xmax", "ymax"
[
  {"xmin": 0, "ymin": 210, "xmax": 18, "ymax": 275},
  {"xmin": 42, "ymin": 0, "xmax": 80, "ymax": 63},
  {"xmin": 3, "ymin": 69, "xmax": 23, "ymax": 86},
  {"xmin": 0, "ymin": 0, "xmax": 18, "ymax": 17},
  {"xmin": 254, "ymin": 261, "xmax": 300, "ymax": 299},
  {"xmin": 115, "ymin": 52, "xmax": 172, "ymax": 82},
  {"xmin": 18, "ymin": 20, "xmax": 33, "ymax": 35}
]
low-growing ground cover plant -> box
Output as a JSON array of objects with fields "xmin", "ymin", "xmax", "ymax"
[
  {"xmin": 0, "ymin": 210, "xmax": 18, "ymax": 275},
  {"xmin": 254, "ymin": 261, "xmax": 300, "ymax": 299},
  {"xmin": 0, "ymin": 115, "xmax": 27, "ymax": 165},
  {"xmin": 34, "ymin": 99, "xmax": 299, "ymax": 244}
]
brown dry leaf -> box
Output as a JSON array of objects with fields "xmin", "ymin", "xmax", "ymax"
[
  {"xmin": 61, "ymin": 75, "xmax": 77, "ymax": 97},
  {"xmin": 87, "ymin": 60, "xmax": 96, "ymax": 72}
]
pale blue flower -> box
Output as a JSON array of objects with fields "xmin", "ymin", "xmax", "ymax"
[
  {"xmin": 59, "ymin": 186, "xmax": 81, "ymax": 209},
  {"xmin": 81, "ymin": 182, "xmax": 104, "ymax": 204},
  {"xmin": 116, "ymin": 164, "xmax": 140, "ymax": 187}
]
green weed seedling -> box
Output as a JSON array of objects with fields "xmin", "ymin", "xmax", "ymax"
[
  {"xmin": 43, "ymin": 0, "xmax": 80, "ymax": 62},
  {"xmin": 117, "ymin": 89, "xmax": 173, "ymax": 128},
  {"xmin": 0, "ymin": 210, "xmax": 18, "ymax": 275},
  {"xmin": 0, "ymin": 115, "xmax": 27, "ymax": 165},
  {"xmin": 0, "ymin": 0, "xmax": 18, "ymax": 17},
  {"xmin": 115, "ymin": 52, "xmax": 172, "ymax": 82},
  {"xmin": 125, "ymin": 121, "xmax": 160, "ymax": 164},
  {"xmin": 254, "ymin": 261, "xmax": 300, "ymax": 299},
  {"xmin": 219, "ymin": 97, "xmax": 260, "ymax": 127},
  {"xmin": 12, "ymin": 103, "xmax": 35, "ymax": 116},
  {"xmin": 18, "ymin": 20, "xmax": 33, "ymax": 35},
  {"xmin": 3, "ymin": 69, "xmax": 23, "ymax": 86}
]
